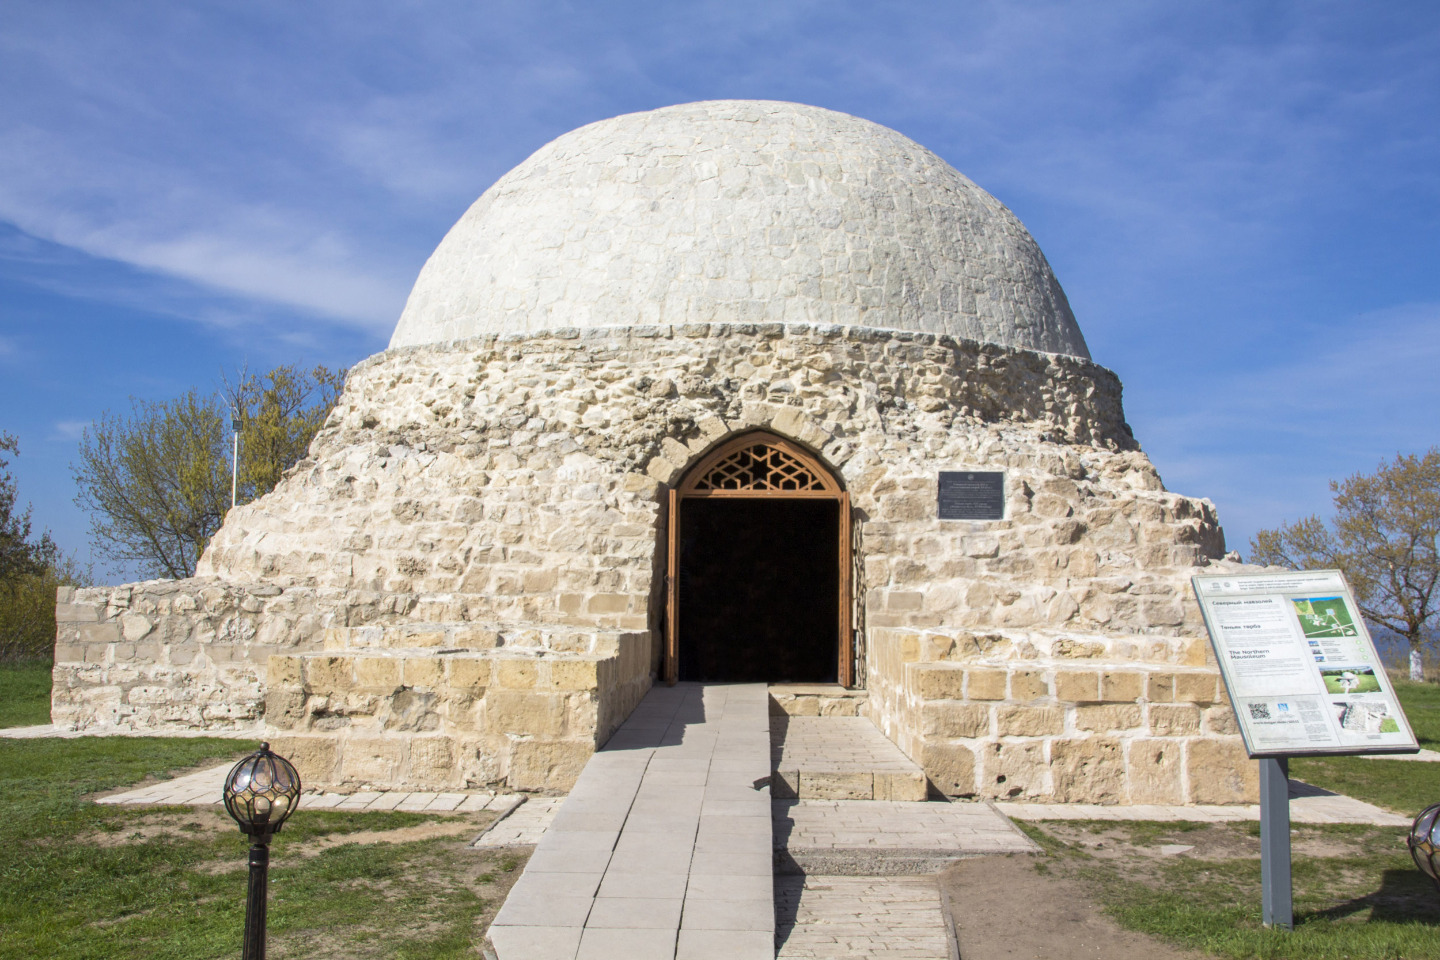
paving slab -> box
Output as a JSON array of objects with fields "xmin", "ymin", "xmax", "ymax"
[
  {"xmin": 475, "ymin": 797, "xmax": 565, "ymax": 846},
  {"xmin": 486, "ymin": 682, "xmax": 773, "ymax": 960},
  {"xmin": 775, "ymin": 875, "xmax": 952, "ymax": 959},
  {"xmin": 775, "ymin": 799, "xmax": 1037, "ymax": 875}
]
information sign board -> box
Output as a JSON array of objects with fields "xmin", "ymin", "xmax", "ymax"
[
  {"xmin": 938, "ymin": 471, "xmax": 1004, "ymax": 520},
  {"xmin": 1192, "ymin": 570, "xmax": 1418, "ymax": 757}
]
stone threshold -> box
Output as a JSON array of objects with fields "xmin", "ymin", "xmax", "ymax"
[{"xmin": 772, "ymin": 715, "xmax": 928, "ymax": 801}]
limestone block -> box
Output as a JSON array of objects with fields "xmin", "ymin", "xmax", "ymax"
[
  {"xmin": 1186, "ymin": 738, "xmax": 1258, "ymax": 804},
  {"xmin": 341, "ymin": 737, "xmax": 406, "ymax": 784},
  {"xmin": 996, "ymin": 705, "xmax": 1063, "ymax": 737},
  {"xmin": 978, "ymin": 740, "xmax": 1047, "ymax": 799},
  {"xmin": 265, "ymin": 735, "xmax": 337, "ymax": 784},
  {"xmin": 1054, "ymin": 669, "xmax": 1100, "ymax": 703},
  {"xmin": 800, "ymin": 771, "xmax": 874, "ymax": 800},
  {"xmin": 1179, "ymin": 638, "xmax": 1211, "ymax": 667},
  {"xmin": 120, "ymin": 614, "xmax": 154, "ymax": 641},
  {"xmin": 265, "ymin": 687, "xmax": 308, "ymax": 730},
  {"xmin": 778, "ymin": 695, "xmax": 820, "ymax": 716},
  {"xmin": 1203, "ymin": 705, "xmax": 1241, "ymax": 736},
  {"xmin": 447, "ymin": 658, "xmax": 492, "ymax": 691},
  {"xmin": 875, "ymin": 771, "xmax": 928, "ymax": 802},
  {"xmin": 586, "ymin": 594, "xmax": 631, "ymax": 614},
  {"xmin": 487, "ymin": 690, "xmax": 568, "ymax": 737},
  {"xmin": 920, "ymin": 702, "xmax": 991, "ymax": 738},
  {"xmin": 1149, "ymin": 704, "xmax": 1201, "ymax": 736},
  {"xmin": 920, "ymin": 742, "xmax": 976, "ymax": 797},
  {"xmin": 507, "ymin": 739, "xmax": 592, "ymax": 792},
  {"xmin": 403, "ymin": 657, "xmax": 444, "ymax": 688},
  {"xmin": 1052, "ymin": 638, "xmax": 1105, "ymax": 659},
  {"xmin": 966, "ymin": 669, "xmax": 1007, "ymax": 701},
  {"xmin": 305, "ymin": 656, "xmax": 355, "ymax": 692},
  {"xmin": 496, "ymin": 659, "xmax": 538, "ymax": 690},
  {"xmin": 355, "ymin": 657, "xmax": 402, "ymax": 689},
  {"xmin": 819, "ymin": 696, "xmax": 862, "ymax": 717},
  {"xmin": 1009, "ymin": 669, "xmax": 1048, "ymax": 701},
  {"xmin": 1174, "ymin": 673, "xmax": 1219, "ymax": 705},
  {"xmin": 1100, "ymin": 671, "xmax": 1144, "ymax": 703},
  {"xmin": 1051, "ymin": 738, "xmax": 1125, "ymax": 803},
  {"xmin": 452, "ymin": 625, "xmax": 500, "ymax": 649},
  {"xmin": 1075, "ymin": 704, "xmax": 1143, "ymax": 732},
  {"xmin": 1146, "ymin": 672, "xmax": 1175, "ymax": 702},
  {"xmin": 1126, "ymin": 739, "xmax": 1184, "ymax": 804},
  {"xmin": 912, "ymin": 664, "xmax": 965, "ymax": 700},
  {"xmin": 772, "ymin": 770, "xmax": 799, "ymax": 799},
  {"xmin": 409, "ymin": 736, "xmax": 457, "ymax": 786},
  {"xmin": 56, "ymin": 602, "xmax": 99, "ymax": 623},
  {"xmin": 78, "ymin": 622, "xmax": 120, "ymax": 644},
  {"xmin": 545, "ymin": 659, "xmax": 599, "ymax": 691}
]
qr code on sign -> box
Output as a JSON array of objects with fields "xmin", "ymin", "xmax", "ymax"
[{"xmin": 1248, "ymin": 703, "xmax": 1271, "ymax": 720}]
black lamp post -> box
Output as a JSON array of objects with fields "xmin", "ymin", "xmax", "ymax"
[
  {"xmin": 1408, "ymin": 802, "xmax": 1440, "ymax": 894},
  {"xmin": 223, "ymin": 743, "xmax": 302, "ymax": 960}
]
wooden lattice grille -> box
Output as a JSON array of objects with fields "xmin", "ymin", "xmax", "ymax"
[{"xmin": 693, "ymin": 442, "xmax": 827, "ymax": 492}]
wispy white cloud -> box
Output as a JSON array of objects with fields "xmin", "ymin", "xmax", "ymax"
[{"xmin": 50, "ymin": 420, "xmax": 87, "ymax": 441}]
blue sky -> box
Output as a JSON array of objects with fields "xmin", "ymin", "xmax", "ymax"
[{"xmin": 1, "ymin": 1, "xmax": 1437, "ymax": 580}]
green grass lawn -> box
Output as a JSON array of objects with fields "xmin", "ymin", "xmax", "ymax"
[
  {"xmin": 1022, "ymin": 819, "xmax": 1440, "ymax": 960},
  {"xmin": 0, "ymin": 727, "xmax": 522, "ymax": 959},
  {"xmin": 0, "ymin": 659, "xmax": 53, "ymax": 727}
]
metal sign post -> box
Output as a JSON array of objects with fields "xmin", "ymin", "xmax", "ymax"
[{"xmin": 1258, "ymin": 756, "xmax": 1292, "ymax": 929}]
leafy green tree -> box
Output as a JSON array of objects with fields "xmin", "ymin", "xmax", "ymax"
[
  {"xmin": 1251, "ymin": 448, "xmax": 1440, "ymax": 681},
  {"xmin": 73, "ymin": 365, "xmax": 344, "ymax": 580},
  {"xmin": 0, "ymin": 433, "xmax": 85, "ymax": 661}
]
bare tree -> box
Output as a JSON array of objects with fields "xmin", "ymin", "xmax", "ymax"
[
  {"xmin": 73, "ymin": 366, "xmax": 345, "ymax": 580},
  {"xmin": 1251, "ymin": 448, "xmax": 1440, "ymax": 681}
]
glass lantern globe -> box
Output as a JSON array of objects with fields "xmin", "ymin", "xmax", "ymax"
[
  {"xmin": 223, "ymin": 742, "xmax": 302, "ymax": 841},
  {"xmin": 1408, "ymin": 802, "xmax": 1440, "ymax": 892}
]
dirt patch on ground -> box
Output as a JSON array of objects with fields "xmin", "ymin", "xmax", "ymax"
[
  {"xmin": 80, "ymin": 807, "xmax": 233, "ymax": 846},
  {"xmin": 1038, "ymin": 820, "xmax": 1402, "ymax": 865},
  {"xmin": 942, "ymin": 854, "xmax": 1206, "ymax": 960},
  {"xmin": 297, "ymin": 818, "xmax": 484, "ymax": 855}
]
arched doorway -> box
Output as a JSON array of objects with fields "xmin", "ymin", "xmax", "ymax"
[{"xmin": 664, "ymin": 432, "xmax": 853, "ymax": 685}]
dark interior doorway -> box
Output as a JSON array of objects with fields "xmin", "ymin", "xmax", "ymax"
[{"xmin": 677, "ymin": 497, "xmax": 839, "ymax": 683}]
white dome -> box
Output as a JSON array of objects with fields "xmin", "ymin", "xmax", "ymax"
[{"xmin": 390, "ymin": 100, "xmax": 1089, "ymax": 359}]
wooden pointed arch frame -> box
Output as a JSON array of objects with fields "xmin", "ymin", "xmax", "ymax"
[{"xmin": 665, "ymin": 431, "xmax": 854, "ymax": 686}]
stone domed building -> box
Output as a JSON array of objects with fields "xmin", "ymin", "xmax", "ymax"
[{"xmin": 52, "ymin": 101, "xmax": 1256, "ymax": 805}]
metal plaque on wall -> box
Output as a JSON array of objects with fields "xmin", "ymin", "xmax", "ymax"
[{"xmin": 937, "ymin": 471, "xmax": 1004, "ymax": 520}]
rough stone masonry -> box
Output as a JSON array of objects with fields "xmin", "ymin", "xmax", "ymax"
[{"xmin": 50, "ymin": 100, "xmax": 1259, "ymax": 805}]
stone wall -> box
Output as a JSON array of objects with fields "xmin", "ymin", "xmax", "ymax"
[
  {"xmin": 52, "ymin": 579, "xmax": 323, "ymax": 732},
  {"xmin": 53, "ymin": 322, "xmax": 1255, "ymax": 801}
]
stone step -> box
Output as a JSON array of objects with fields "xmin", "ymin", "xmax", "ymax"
[
  {"xmin": 768, "ymin": 683, "xmax": 868, "ymax": 718},
  {"xmin": 773, "ymin": 798, "xmax": 1040, "ymax": 876},
  {"xmin": 771, "ymin": 715, "xmax": 929, "ymax": 802}
]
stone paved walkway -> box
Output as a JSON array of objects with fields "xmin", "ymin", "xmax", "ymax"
[
  {"xmin": 96, "ymin": 760, "xmax": 522, "ymax": 814},
  {"xmin": 775, "ymin": 875, "xmax": 952, "ymax": 959},
  {"xmin": 486, "ymin": 682, "xmax": 774, "ymax": 960}
]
